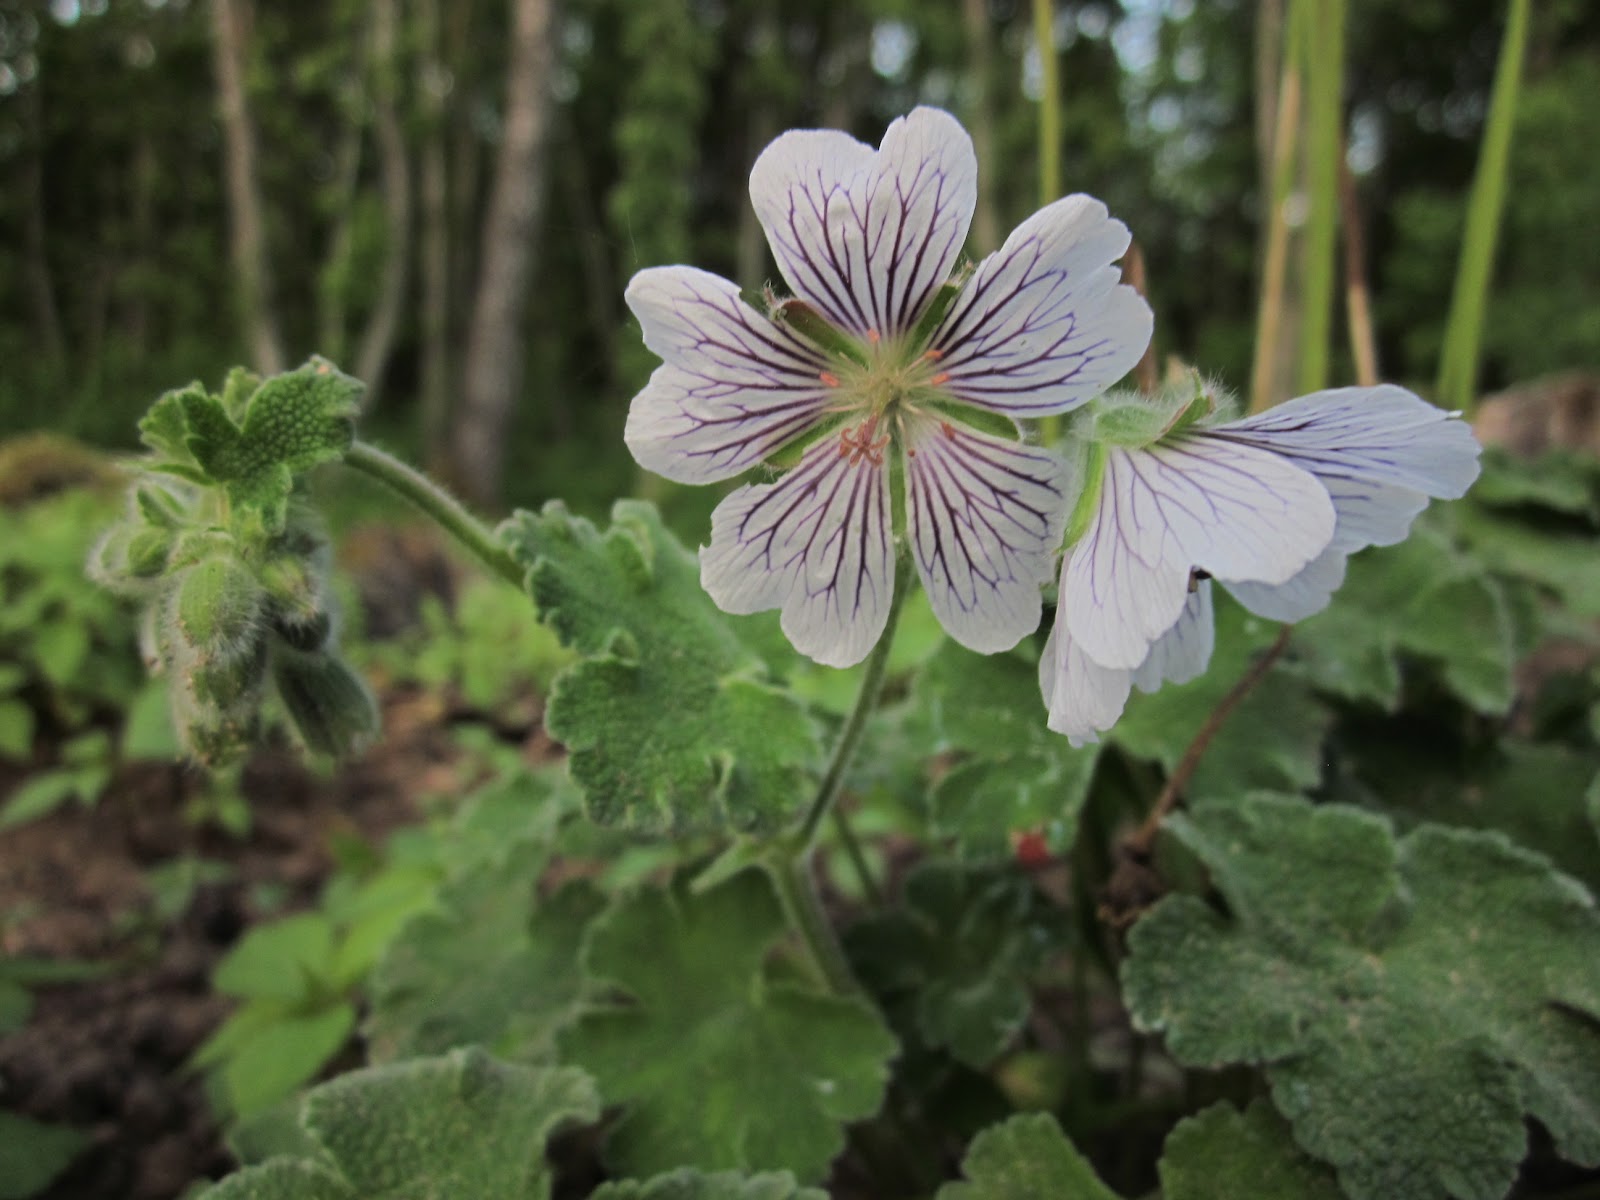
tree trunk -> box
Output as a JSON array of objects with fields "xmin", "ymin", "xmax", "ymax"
[
  {"xmin": 448, "ymin": 0, "xmax": 556, "ymax": 505},
  {"xmin": 20, "ymin": 76, "xmax": 64, "ymax": 367},
  {"xmin": 417, "ymin": 0, "xmax": 454, "ymax": 470},
  {"xmin": 211, "ymin": 0, "xmax": 286, "ymax": 374},
  {"xmin": 354, "ymin": 0, "xmax": 413, "ymax": 407},
  {"xmin": 962, "ymin": 0, "xmax": 1000, "ymax": 256}
]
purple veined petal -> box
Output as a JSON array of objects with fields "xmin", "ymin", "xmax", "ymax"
[
  {"xmin": 1207, "ymin": 385, "xmax": 1483, "ymax": 506},
  {"xmin": 1064, "ymin": 439, "xmax": 1335, "ymax": 670},
  {"xmin": 748, "ymin": 107, "xmax": 977, "ymax": 339},
  {"xmin": 624, "ymin": 267, "xmax": 837, "ymax": 484},
  {"xmin": 1222, "ymin": 546, "xmax": 1349, "ymax": 623},
  {"xmin": 928, "ymin": 195, "xmax": 1153, "ymax": 418},
  {"xmin": 1039, "ymin": 614, "xmax": 1132, "ymax": 747},
  {"xmin": 904, "ymin": 417, "xmax": 1068, "ymax": 653},
  {"xmin": 700, "ymin": 429, "xmax": 895, "ymax": 668},
  {"xmin": 1130, "ymin": 580, "xmax": 1215, "ymax": 693}
]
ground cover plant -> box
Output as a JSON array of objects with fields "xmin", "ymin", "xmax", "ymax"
[
  {"xmin": 3, "ymin": 3, "xmax": 1599, "ymax": 1200},
  {"xmin": 39, "ymin": 84, "xmax": 1596, "ymax": 1200}
]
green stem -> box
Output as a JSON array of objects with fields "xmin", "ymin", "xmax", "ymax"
[
  {"xmin": 830, "ymin": 805, "xmax": 886, "ymax": 908},
  {"xmin": 775, "ymin": 555, "xmax": 912, "ymax": 994},
  {"xmin": 342, "ymin": 440, "xmax": 524, "ymax": 590},
  {"xmin": 770, "ymin": 846, "xmax": 859, "ymax": 995},
  {"xmin": 795, "ymin": 562, "xmax": 911, "ymax": 849}
]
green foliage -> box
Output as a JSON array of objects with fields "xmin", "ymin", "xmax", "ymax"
[
  {"xmin": 364, "ymin": 576, "xmax": 575, "ymax": 716},
  {"xmin": 560, "ymin": 870, "xmax": 895, "ymax": 1181},
  {"xmin": 1113, "ymin": 596, "xmax": 1330, "ymax": 798},
  {"xmin": 916, "ymin": 644, "xmax": 1099, "ymax": 854},
  {"xmin": 502, "ymin": 500, "xmax": 820, "ymax": 834},
  {"xmin": 1286, "ymin": 524, "xmax": 1517, "ymax": 712},
  {"xmin": 937, "ymin": 1113, "xmax": 1119, "ymax": 1200},
  {"xmin": 0, "ymin": 1112, "xmax": 91, "ymax": 1200},
  {"xmin": 592, "ymin": 1170, "xmax": 827, "ymax": 1200},
  {"xmin": 202, "ymin": 1050, "xmax": 600, "ymax": 1199},
  {"xmin": 194, "ymin": 859, "xmax": 441, "ymax": 1119},
  {"xmin": 1123, "ymin": 793, "xmax": 1600, "ymax": 1200},
  {"xmin": 846, "ymin": 861, "xmax": 1054, "ymax": 1068},
  {"xmin": 1158, "ymin": 1101, "xmax": 1344, "ymax": 1200}
]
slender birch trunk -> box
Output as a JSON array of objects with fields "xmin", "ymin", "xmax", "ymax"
[{"xmin": 211, "ymin": 0, "xmax": 286, "ymax": 374}]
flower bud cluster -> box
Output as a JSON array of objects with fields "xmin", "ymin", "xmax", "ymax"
[{"xmin": 91, "ymin": 429, "xmax": 377, "ymax": 766}]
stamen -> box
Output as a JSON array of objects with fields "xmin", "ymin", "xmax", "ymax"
[
  {"xmin": 930, "ymin": 371, "xmax": 950, "ymax": 386},
  {"xmin": 922, "ymin": 349, "xmax": 944, "ymax": 362},
  {"xmin": 867, "ymin": 329, "xmax": 881, "ymax": 345},
  {"xmin": 819, "ymin": 371, "xmax": 841, "ymax": 388},
  {"xmin": 940, "ymin": 421, "xmax": 957, "ymax": 440}
]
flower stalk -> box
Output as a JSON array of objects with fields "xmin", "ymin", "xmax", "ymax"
[{"xmin": 342, "ymin": 441, "xmax": 525, "ymax": 591}]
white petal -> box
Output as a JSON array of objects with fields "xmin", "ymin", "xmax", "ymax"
[
  {"xmin": 905, "ymin": 418, "xmax": 1067, "ymax": 653},
  {"xmin": 1130, "ymin": 580, "xmax": 1215, "ymax": 692},
  {"xmin": 624, "ymin": 267, "xmax": 835, "ymax": 483},
  {"xmin": 1039, "ymin": 612, "xmax": 1131, "ymax": 747},
  {"xmin": 1064, "ymin": 439, "xmax": 1335, "ymax": 670},
  {"xmin": 748, "ymin": 107, "xmax": 977, "ymax": 338},
  {"xmin": 700, "ymin": 430, "xmax": 894, "ymax": 668},
  {"xmin": 929, "ymin": 195, "xmax": 1153, "ymax": 418},
  {"xmin": 1222, "ymin": 546, "xmax": 1349, "ymax": 622},
  {"xmin": 1209, "ymin": 384, "xmax": 1482, "ymax": 548}
]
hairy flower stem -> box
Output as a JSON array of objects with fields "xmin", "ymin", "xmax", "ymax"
[
  {"xmin": 343, "ymin": 441, "xmax": 525, "ymax": 590},
  {"xmin": 775, "ymin": 555, "xmax": 912, "ymax": 993}
]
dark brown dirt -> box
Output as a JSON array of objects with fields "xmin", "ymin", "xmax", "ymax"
[{"xmin": 0, "ymin": 686, "xmax": 487, "ymax": 1200}]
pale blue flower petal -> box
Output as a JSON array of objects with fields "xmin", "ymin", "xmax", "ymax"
[
  {"xmin": 1064, "ymin": 439, "xmax": 1335, "ymax": 670},
  {"xmin": 928, "ymin": 195, "xmax": 1152, "ymax": 418},
  {"xmin": 748, "ymin": 107, "xmax": 977, "ymax": 338},
  {"xmin": 624, "ymin": 266, "xmax": 835, "ymax": 484},
  {"xmin": 700, "ymin": 429, "xmax": 895, "ymax": 668},
  {"xmin": 1130, "ymin": 580, "xmax": 1215, "ymax": 693},
  {"xmin": 1206, "ymin": 385, "xmax": 1482, "ymax": 622},
  {"xmin": 904, "ymin": 418, "xmax": 1068, "ymax": 653}
]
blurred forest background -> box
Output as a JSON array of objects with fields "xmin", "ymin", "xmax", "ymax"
[{"xmin": 1, "ymin": 0, "xmax": 1597, "ymax": 512}]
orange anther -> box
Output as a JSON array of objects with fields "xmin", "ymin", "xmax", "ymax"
[
  {"xmin": 940, "ymin": 421, "xmax": 957, "ymax": 440},
  {"xmin": 930, "ymin": 371, "xmax": 950, "ymax": 386},
  {"xmin": 922, "ymin": 348, "xmax": 944, "ymax": 361},
  {"xmin": 819, "ymin": 371, "xmax": 841, "ymax": 388},
  {"xmin": 867, "ymin": 329, "xmax": 881, "ymax": 345}
]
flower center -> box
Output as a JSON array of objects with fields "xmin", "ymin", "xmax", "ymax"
[{"xmin": 823, "ymin": 329, "xmax": 950, "ymax": 425}]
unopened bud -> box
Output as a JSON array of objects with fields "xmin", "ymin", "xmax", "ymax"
[
  {"xmin": 272, "ymin": 649, "xmax": 379, "ymax": 757},
  {"xmin": 172, "ymin": 557, "xmax": 263, "ymax": 667}
]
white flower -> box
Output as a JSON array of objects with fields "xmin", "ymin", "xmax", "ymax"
[
  {"xmin": 624, "ymin": 107, "xmax": 1152, "ymax": 667},
  {"xmin": 1041, "ymin": 385, "xmax": 1483, "ymax": 744}
]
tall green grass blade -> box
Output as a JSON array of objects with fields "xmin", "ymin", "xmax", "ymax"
[
  {"xmin": 1436, "ymin": 0, "xmax": 1531, "ymax": 415},
  {"xmin": 1033, "ymin": 0, "xmax": 1064, "ymax": 443},
  {"xmin": 1295, "ymin": 0, "xmax": 1344, "ymax": 395}
]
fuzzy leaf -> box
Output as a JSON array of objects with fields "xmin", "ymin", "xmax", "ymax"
[
  {"xmin": 915, "ymin": 645, "xmax": 1098, "ymax": 854},
  {"xmin": 1158, "ymin": 1101, "xmax": 1344, "ymax": 1200},
  {"xmin": 502, "ymin": 500, "xmax": 820, "ymax": 834},
  {"xmin": 178, "ymin": 360, "xmax": 363, "ymax": 531},
  {"xmin": 204, "ymin": 1050, "xmax": 598, "ymax": 1200},
  {"xmin": 559, "ymin": 870, "xmax": 895, "ymax": 1181},
  {"xmin": 937, "ymin": 1113, "xmax": 1119, "ymax": 1200},
  {"xmin": 846, "ymin": 861, "xmax": 1052, "ymax": 1067},
  {"xmin": 591, "ymin": 1169, "xmax": 828, "ymax": 1200},
  {"xmin": 140, "ymin": 383, "xmax": 206, "ymax": 462},
  {"xmin": 1123, "ymin": 794, "xmax": 1600, "ymax": 1200},
  {"xmin": 367, "ymin": 842, "xmax": 602, "ymax": 1063}
]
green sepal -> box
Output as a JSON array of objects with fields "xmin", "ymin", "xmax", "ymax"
[
  {"xmin": 1062, "ymin": 440, "xmax": 1107, "ymax": 549},
  {"xmin": 770, "ymin": 299, "xmax": 869, "ymax": 367},
  {"xmin": 923, "ymin": 399, "xmax": 1022, "ymax": 441},
  {"xmin": 907, "ymin": 278, "xmax": 963, "ymax": 353},
  {"xmin": 1089, "ymin": 377, "xmax": 1217, "ymax": 449}
]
